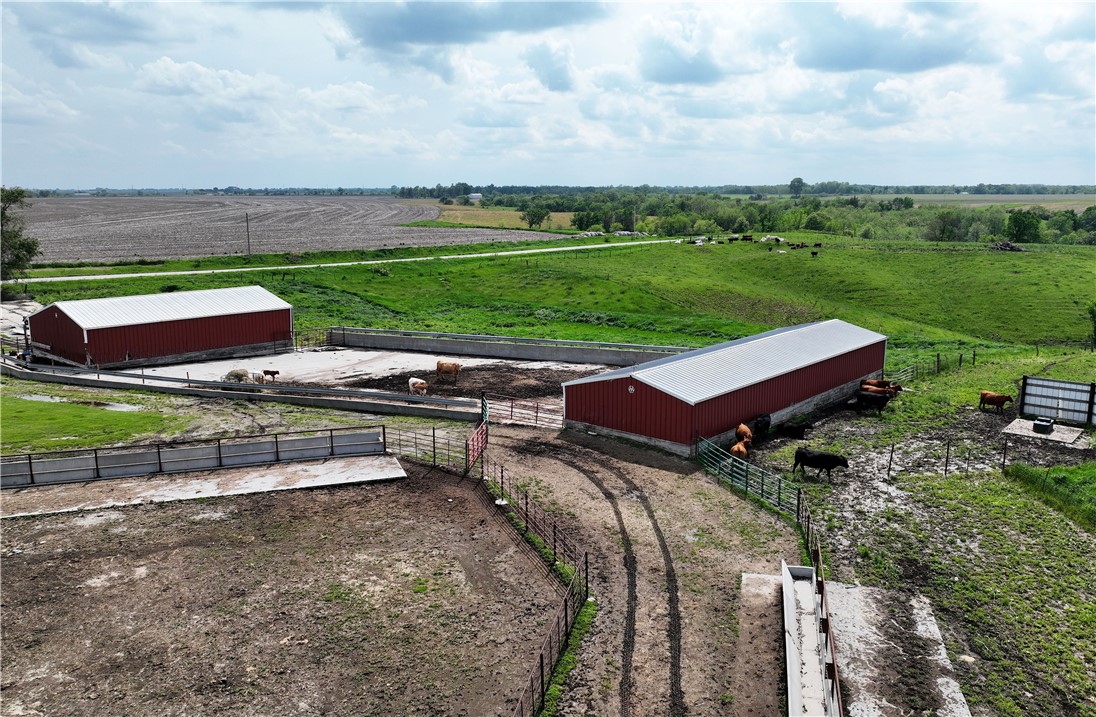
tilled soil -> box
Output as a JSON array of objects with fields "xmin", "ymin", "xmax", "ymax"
[
  {"xmin": 22, "ymin": 196, "xmax": 548, "ymax": 263},
  {"xmin": 0, "ymin": 466, "xmax": 561, "ymax": 717}
]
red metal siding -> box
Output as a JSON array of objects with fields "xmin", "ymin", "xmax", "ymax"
[
  {"xmin": 565, "ymin": 339, "xmax": 886, "ymax": 445},
  {"xmin": 28, "ymin": 307, "xmax": 88, "ymax": 364},
  {"xmin": 84, "ymin": 309, "xmax": 293, "ymax": 365},
  {"xmin": 692, "ymin": 341, "xmax": 886, "ymax": 437},
  {"xmin": 565, "ymin": 376, "xmax": 694, "ymax": 445}
]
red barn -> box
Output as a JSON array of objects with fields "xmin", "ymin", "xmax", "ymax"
[
  {"xmin": 28, "ymin": 286, "xmax": 293, "ymax": 367},
  {"xmin": 562, "ymin": 319, "xmax": 887, "ymax": 456}
]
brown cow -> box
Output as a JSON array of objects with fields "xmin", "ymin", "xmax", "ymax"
[
  {"xmin": 436, "ymin": 360, "xmax": 462, "ymax": 382},
  {"xmin": 263, "ymin": 369, "xmax": 280, "ymax": 382},
  {"xmin": 979, "ymin": 391, "xmax": 1013, "ymax": 413},
  {"xmin": 860, "ymin": 379, "xmax": 893, "ymax": 388},
  {"xmin": 730, "ymin": 438, "xmax": 751, "ymax": 461},
  {"xmin": 735, "ymin": 423, "xmax": 752, "ymax": 443},
  {"xmin": 860, "ymin": 384, "xmax": 899, "ymax": 397}
]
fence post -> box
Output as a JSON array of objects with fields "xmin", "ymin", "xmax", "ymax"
[
  {"xmin": 584, "ymin": 552, "xmax": 590, "ymax": 599},
  {"xmin": 973, "ymin": 349, "xmax": 976, "ymax": 366},
  {"xmin": 433, "ymin": 427, "xmax": 437, "ymax": 467},
  {"xmin": 217, "ymin": 438, "xmax": 223, "ymax": 467},
  {"xmin": 936, "ymin": 353, "xmax": 941, "ymax": 373},
  {"xmin": 539, "ymin": 653, "xmax": 546, "ymax": 709},
  {"xmin": 94, "ymin": 448, "xmax": 101, "ymax": 478},
  {"xmin": 1002, "ymin": 437, "xmax": 1007, "ymax": 470},
  {"xmin": 524, "ymin": 492, "xmax": 529, "ymax": 533},
  {"xmin": 329, "ymin": 429, "xmax": 334, "ymax": 457},
  {"xmin": 959, "ymin": 353, "xmax": 963, "ymax": 369},
  {"xmin": 796, "ymin": 488, "xmax": 802, "ymax": 524},
  {"xmin": 275, "ymin": 434, "xmax": 280, "ymax": 462},
  {"xmin": 887, "ymin": 443, "xmax": 894, "ymax": 480},
  {"xmin": 27, "ymin": 454, "xmax": 34, "ymax": 485},
  {"xmin": 944, "ymin": 439, "xmax": 950, "ymax": 477},
  {"xmin": 157, "ymin": 444, "xmax": 163, "ymax": 473},
  {"xmin": 381, "ymin": 425, "xmax": 387, "ymax": 453},
  {"xmin": 553, "ymin": 521, "xmax": 558, "ymax": 561}
]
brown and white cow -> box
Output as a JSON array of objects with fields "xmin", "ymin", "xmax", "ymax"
[{"xmin": 408, "ymin": 377, "xmax": 428, "ymax": 396}]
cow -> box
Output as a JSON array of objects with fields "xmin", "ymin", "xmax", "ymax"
[
  {"xmin": 792, "ymin": 447, "xmax": 849, "ymax": 481},
  {"xmin": 748, "ymin": 413, "xmax": 771, "ymax": 442},
  {"xmin": 860, "ymin": 378, "xmax": 896, "ymax": 389},
  {"xmin": 436, "ymin": 360, "xmax": 462, "ymax": 382},
  {"xmin": 735, "ymin": 423, "xmax": 752, "ymax": 443},
  {"xmin": 777, "ymin": 421, "xmax": 813, "ymax": 439},
  {"xmin": 854, "ymin": 391, "xmax": 891, "ymax": 414},
  {"xmin": 263, "ymin": 369, "xmax": 280, "ymax": 382},
  {"xmin": 250, "ymin": 372, "xmax": 266, "ymax": 384},
  {"xmin": 730, "ymin": 439, "xmax": 751, "ymax": 461},
  {"xmin": 408, "ymin": 377, "xmax": 428, "ymax": 396},
  {"xmin": 979, "ymin": 391, "xmax": 1013, "ymax": 413},
  {"xmin": 859, "ymin": 384, "xmax": 900, "ymax": 397}
]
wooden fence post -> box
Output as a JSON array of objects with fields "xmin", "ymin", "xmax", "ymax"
[{"xmin": 944, "ymin": 439, "xmax": 951, "ymax": 477}]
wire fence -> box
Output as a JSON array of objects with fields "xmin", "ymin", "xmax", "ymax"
[{"xmin": 885, "ymin": 341, "xmax": 1094, "ymax": 384}]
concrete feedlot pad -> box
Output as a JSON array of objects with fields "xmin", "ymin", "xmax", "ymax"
[{"xmin": 0, "ymin": 464, "xmax": 562, "ymax": 717}]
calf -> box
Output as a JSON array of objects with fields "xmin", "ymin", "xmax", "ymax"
[
  {"xmin": 777, "ymin": 421, "xmax": 813, "ymax": 439},
  {"xmin": 748, "ymin": 413, "xmax": 771, "ymax": 441},
  {"xmin": 436, "ymin": 360, "xmax": 462, "ymax": 382},
  {"xmin": 792, "ymin": 447, "xmax": 849, "ymax": 481},
  {"xmin": 855, "ymin": 390, "xmax": 891, "ymax": 414},
  {"xmin": 730, "ymin": 439, "xmax": 751, "ymax": 461},
  {"xmin": 978, "ymin": 390, "xmax": 1013, "ymax": 413},
  {"xmin": 735, "ymin": 423, "xmax": 752, "ymax": 443},
  {"xmin": 408, "ymin": 377, "xmax": 428, "ymax": 396},
  {"xmin": 263, "ymin": 369, "xmax": 280, "ymax": 382}
]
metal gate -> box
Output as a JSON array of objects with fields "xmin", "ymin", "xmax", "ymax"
[
  {"xmin": 485, "ymin": 394, "xmax": 563, "ymax": 429},
  {"xmin": 1019, "ymin": 376, "xmax": 1096, "ymax": 425}
]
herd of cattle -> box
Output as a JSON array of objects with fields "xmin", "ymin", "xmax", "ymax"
[
  {"xmin": 727, "ymin": 378, "xmax": 1019, "ymax": 482},
  {"xmin": 407, "ymin": 361, "xmax": 463, "ymax": 396}
]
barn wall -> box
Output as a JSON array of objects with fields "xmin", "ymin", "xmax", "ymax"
[
  {"xmin": 27, "ymin": 307, "xmax": 88, "ymax": 364},
  {"xmin": 692, "ymin": 341, "xmax": 886, "ymax": 439},
  {"xmin": 564, "ymin": 376, "xmax": 695, "ymax": 445},
  {"xmin": 85, "ymin": 309, "xmax": 293, "ymax": 365}
]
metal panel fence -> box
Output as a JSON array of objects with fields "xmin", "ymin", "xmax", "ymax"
[
  {"xmin": 1019, "ymin": 376, "xmax": 1096, "ymax": 425},
  {"xmin": 383, "ymin": 426, "xmax": 469, "ymax": 475},
  {"xmin": 696, "ymin": 437, "xmax": 799, "ymax": 517},
  {"xmin": 486, "ymin": 393, "xmax": 564, "ymax": 429},
  {"xmin": 1, "ymin": 427, "xmax": 385, "ymax": 488}
]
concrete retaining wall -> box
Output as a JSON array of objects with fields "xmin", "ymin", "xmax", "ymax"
[
  {"xmin": 329, "ymin": 327, "xmax": 684, "ymax": 366},
  {"xmin": 1, "ymin": 431, "xmax": 384, "ymax": 488}
]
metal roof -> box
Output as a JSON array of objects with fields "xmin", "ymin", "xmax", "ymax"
[
  {"xmin": 563, "ymin": 320, "xmax": 887, "ymax": 405},
  {"xmin": 47, "ymin": 286, "xmax": 292, "ymax": 330}
]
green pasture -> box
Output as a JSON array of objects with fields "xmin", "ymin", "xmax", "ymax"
[
  {"xmin": 0, "ymin": 393, "xmax": 180, "ymax": 454},
  {"xmin": 809, "ymin": 468, "xmax": 1096, "ymax": 717},
  {"xmin": 24, "ymin": 239, "xmax": 1095, "ymax": 352}
]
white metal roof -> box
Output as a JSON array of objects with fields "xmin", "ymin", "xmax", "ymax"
[
  {"xmin": 47, "ymin": 286, "xmax": 292, "ymax": 330},
  {"xmin": 563, "ymin": 319, "xmax": 886, "ymax": 405}
]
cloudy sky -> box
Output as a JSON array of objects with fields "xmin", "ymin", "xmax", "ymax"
[{"xmin": 2, "ymin": 1, "xmax": 1093, "ymax": 190}]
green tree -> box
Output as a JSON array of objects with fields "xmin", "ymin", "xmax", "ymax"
[
  {"xmin": 1, "ymin": 186, "xmax": 41, "ymax": 281},
  {"xmin": 1005, "ymin": 209, "xmax": 1042, "ymax": 243},
  {"xmin": 520, "ymin": 205, "xmax": 551, "ymax": 229},
  {"xmin": 789, "ymin": 177, "xmax": 805, "ymax": 198},
  {"xmin": 804, "ymin": 212, "xmax": 827, "ymax": 231}
]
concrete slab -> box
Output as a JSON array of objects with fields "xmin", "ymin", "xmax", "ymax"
[
  {"xmin": 1002, "ymin": 418, "xmax": 1087, "ymax": 446},
  {"xmin": 0, "ymin": 455, "xmax": 406, "ymax": 518}
]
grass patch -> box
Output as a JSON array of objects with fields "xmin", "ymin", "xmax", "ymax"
[
  {"xmin": 539, "ymin": 599, "xmax": 598, "ymax": 717},
  {"xmin": 1003, "ymin": 461, "xmax": 1096, "ymax": 530},
  {"xmin": 0, "ymin": 394, "xmax": 179, "ymax": 454}
]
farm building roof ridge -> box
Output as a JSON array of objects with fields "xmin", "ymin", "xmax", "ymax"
[
  {"xmin": 562, "ymin": 319, "xmax": 887, "ymax": 406},
  {"xmin": 43, "ymin": 286, "xmax": 292, "ymax": 330}
]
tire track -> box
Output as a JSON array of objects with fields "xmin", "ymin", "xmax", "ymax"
[{"xmin": 500, "ymin": 435, "xmax": 685, "ymax": 717}]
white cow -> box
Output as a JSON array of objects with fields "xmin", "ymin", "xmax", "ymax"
[{"xmin": 408, "ymin": 377, "xmax": 428, "ymax": 396}]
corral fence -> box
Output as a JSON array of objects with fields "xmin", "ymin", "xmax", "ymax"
[
  {"xmin": 384, "ymin": 425, "xmax": 478, "ymax": 475},
  {"xmin": 1, "ymin": 426, "xmax": 385, "ymax": 489},
  {"xmin": 884, "ymin": 342, "xmax": 1093, "ymax": 384},
  {"xmin": 1019, "ymin": 376, "xmax": 1096, "ymax": 426},
  {"xmin": 477, "ymin": 457, "xmax": 590, "ymax": 717},
  {"xmin": 485, "ymin": 393, "xmax": 564, "ymax": 429},
  {"xmin": 695, "ymin": 436, "xmax": 845, "ymax": 717}
]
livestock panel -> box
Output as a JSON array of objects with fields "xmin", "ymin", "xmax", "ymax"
[
  {"xmin": 332, "ymin": 431, "xmax": 385, "ymax": 455},
  {"xmin": 23, "ymin": 455, "xmax": 97, "ymax": 485},
  {"xmin": 220, "ymin": 440, "xmax": 277, "ymax": 467},
  {"xmin": 1019, "ymin": 376, "xmax": 1095, "ymax": 425},
  {"xmin": 1, "ymin": 459, "xmax": 33, "ymax": 487},
  {"xmin": 96, "ymin": 450, "xmax": 160, "ymax": 479},
  {"xmin": 275, "ymin": 435, "xmax": 335, "ymax": 462},
  {"xmin": 158, "ymin": 445, "xmax": 222, "ymax": 473}
]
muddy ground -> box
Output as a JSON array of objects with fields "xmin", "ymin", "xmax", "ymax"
[
  {"xmin": 0, "ymin": 465, "xmax": 561, "ymax": 717},
  {"xmin": 342, "ymin": 365, "xmax": 600, "ymax": 400}
]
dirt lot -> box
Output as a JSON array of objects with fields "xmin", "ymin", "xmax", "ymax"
[
  {"xmin": 22, "ymin": 195, "xmax": 550, "ymax": 263},
  {"xmin": 0, "ymin": 465, "xmax": 561, "ymax": 717},
  {"xmin": 342, "ymin": 364, "xmax": 599, "ymax": 399}
]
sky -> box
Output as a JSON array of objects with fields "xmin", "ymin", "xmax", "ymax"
[{"xmin": 2, "ymin": 1, "xmax": 1094, "ymax": 190}]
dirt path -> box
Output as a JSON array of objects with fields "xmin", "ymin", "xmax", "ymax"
[{"xmin": 486, "ymin": 426, "xmax": 801, "ymax": 716}]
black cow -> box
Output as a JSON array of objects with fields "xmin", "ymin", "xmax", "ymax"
[
  {"xmin": 777, "ymin": 421, "xmax": 813, "ymax": 439},
  {"xmin": 747, "ymin": 413, "xmax": 771, "ymax": 442},
  {"xmin": 792, "ymin": 447, "xmax": 849, "ymax": 481},
  {"xmin": 854, "ymin": 390, "xmax": 891, "ymax": 414}
]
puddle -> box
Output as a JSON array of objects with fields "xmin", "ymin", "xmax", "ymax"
[{"xmin": 14, "ymin": 394, "xmax": 143, "ymax": 412}]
